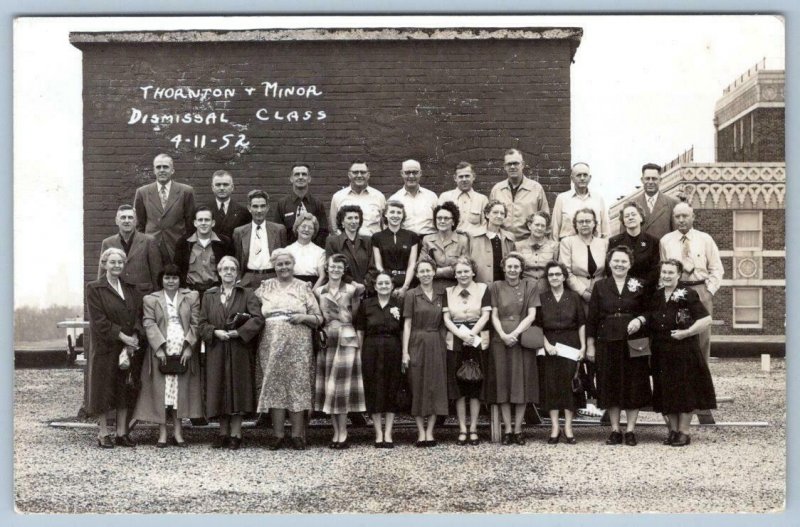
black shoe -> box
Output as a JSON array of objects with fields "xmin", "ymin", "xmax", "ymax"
[
  {"xmin": 426, "ymin": 440, "xmax": 438, "ymax": 447},
  {"xmin": 514, "ymin": 432, "xmax": 527, "ymax": 446},
  {"xmin": 337, "ymin": 439, "xmax": 350, "ymax": 450},
  {"xmin": 671, "ymin": 432, "xmax": 691, "ymax": 447},
  {"xmin": 501, "ymin": 433, "xmax": 513, "ymax": 446},
  {"xmin": 663, "ymin": 431, "xmax": 678, "ymax": 446},
  {"xmin": 269, "ymin": 437, "xmax": 290, "ymax": 451},
  {"xmin": 547, "ymin": 434, "xmax": 560, "ymax": 445},
  {"xmin": 291, "ymin": 437, "xmax": 306, "ymax": 451},
  {"xmin": 468, "ymin": 432, "xmax": 479, "ymax": 446},
  {"xmin": 171, "ymin": 437, "xmax": 188, "ymax": 448},
  {"xmin": 211, "ymin": 435, "xmax": 230, "ymax": 449},
  {"xmin": 624, "ymin": 431, "xmax": 637, "ymax": 446},
  {"xmin": 155, "ymin": 440, "xmax": 168, "ymax": 448},
  {"xmin": 415, "ymin": 440, "xmax": 426, "ymax": 448},
  {"xmin": 564, "ymin": 434, "xmax": 577, "ymax": 445},
  {"xmin": 329, "ymin": 441, "xmax": 338, "ymax": 449},
  {"xmin": 114, "ymin": 434, "xmax": 136, "ymax": 447},
  {"xmin": 228, "ymin": 436, "xmax": 242, "ymax": 450},
  {"xmin": 457, "ymin": 432, "xmax": 468, "ymax": 446},
  {"xmin": 383, "ymin": 441, "xmax": 394, "ymax": 449},
  {"xmin": 374, "ymin": 441, "xmax": 384, "ymax": 449},
  {"xmin": 190, "ymin": 417, "xmax": 209, "ymax": 427},
  {"xmin": 97, "ymin": 435, "xmax": 114, "ymax": 449},
  {"xmin": 606, "ymin": 431, "xmax": 623, "ymax": 445}
]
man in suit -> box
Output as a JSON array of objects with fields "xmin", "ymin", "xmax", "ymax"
[
  {"xmin": 173, "ymin": 206, "xmax": 235, "ymax": 297},
  {"xmin": 233, "ymin": 190, "xmax": 288, "ymax": 289},
  {"xmin": 270, "ymin": 163, "xmax": 329, "ymax": 246},
  {"xmin": 635, "ymin": 162, "xmax": 679, "ymax": 241},
  {"xmin": 97, "ymin": 204, "xmax": 162, "ymax": 294},
  {"xmin": 134, "ymin": 153, "xmax": 196, "ymax": 263},
  {"xmin": 209, "ymin": 170, "xmax": 251, "ymax": 239}
]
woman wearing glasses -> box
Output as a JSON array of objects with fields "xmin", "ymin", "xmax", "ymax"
[{"xmin": 421, "ymin": 201, "xmax": 470, "ymax": 292}]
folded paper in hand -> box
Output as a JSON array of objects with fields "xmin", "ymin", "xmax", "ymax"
[{"xmin": 554, "ymin": 343, "xmax": 582, "ymax": 361}]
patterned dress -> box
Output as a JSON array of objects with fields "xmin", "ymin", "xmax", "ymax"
[
  {"xmin": 163, "ymin": 296, "xmax": 184, "ymax": 408},
  {"xmin": 255, "ymin": 278, "xmax": 322, "ymax": 413},
  {"xmin": 314, "ymin": 283, "xmax": 366, "ymax": 414}
]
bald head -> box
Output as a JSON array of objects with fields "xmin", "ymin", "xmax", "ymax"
[
  {"xmin": 570, "ymin": 162, "xmax": 592, "ymax": 193},
  {"xmin": 401, "ymin": 159, "xmax": 422, "ymax": 191}
]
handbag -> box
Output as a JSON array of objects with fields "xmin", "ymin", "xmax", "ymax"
[
  {"xmin": 158, "ymin": 354, "xmax": 188, "ymax": 375},
  {"xmin": 313, "ymin": 329, "xmax": 328, "ymax": 355},
  {"xmin": 520, "ymin": 326, "xmax": 544, "ymax": 349},
  {"xmin": 394, "ymin": 375, "xmax": 412, "ymax": 413},
  {"xmin": 224, "ymin": 312, "xmax": 253, "ymax": 331},
  {"xmin": 456, "ymin": 358, "xmax": 483, "ymax": 383},
  {"xmin": 627, "ymin": 337, "xmax": 651, "ymax": 358}
]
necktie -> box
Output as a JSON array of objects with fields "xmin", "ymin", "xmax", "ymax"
[
  {"xmin": 219, "ymin": 202, "xmax": 227, "ymax": 216},
  {"xmin": 159, "ymin": 185, "xmax": 168, "ymax": 208},
  {"xmin": 647, "ymin": 196, "xmax": 655, "ymax": 213},
  {"xmin": 680, "ymin": 235, "xmax": 694, "ymax": 274},
  {"xmin": 532, "ymin": 243, "xmax": 541, "ymax": 251},
  {"xmin": 255, "ymin": 224, "xmax": 262, "ymax": 255}
]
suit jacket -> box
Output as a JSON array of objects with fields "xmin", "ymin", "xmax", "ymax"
[
  {"xmin": 634, "ymin": 192, "xmax": 679, "ymax": 242},
  {"xmin": 467, "ymin": 227, "xmax": 516, "ymax": 284},
  {"xmin": 232, "ymin": 221, "xmax": 288, "ymax": 271},
  {"xmin": 133, "ymin": 289, "xmax": 203, "ymax": 422},
  {"xmin": 97, "ymin": 231, "xmax": 163, "ymax": 295},
  {"xmin": 559, "ymin": 235, "xmax": 609, "ymax": 296},
  {"xmin": 134, "ymin": 180, "xmax": 196, "ymax": 262},
  {"xmin": 210, "ymin": 200, "xmax": 251, "ymax": 240},
  {"xmin": 173, "ymin": 232, "xmax": 234, "ymax": 286}
]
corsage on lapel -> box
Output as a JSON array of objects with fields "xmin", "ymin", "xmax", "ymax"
[
  {"xmin": 670, "ymin": 288, "xmax": 688, "ymax": 302},
  {"xmin": 627, "ymin": 278, "xmax": 643, "ymax": 293}
]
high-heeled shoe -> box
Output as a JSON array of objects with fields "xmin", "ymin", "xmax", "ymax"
[
  {"xmin": 96, "ymin": 435, "xmax": 114, "ymax": 449},
  {"xmin": 171, "ymin": 437, "xmax": 187, "ymax": 448},
  {"xmin": 501, "ymin": 433, "xmax": 513, "ymax": 446},
  {"xmin": 547, "ymin": 433, "xmax": 560, "ymax": 445},
  {"xmin": 563, "ymin": 434, "xmax": 577, "ymax": 445},
  {"xmin": 457, "ymin": 432, "xmax": 468, "ymax": 446},
  {"xmin": 468, "ymin": 432, "xmax": 479, "ymax": 446},
  {"xmin": 671, "ymin": 432, "xmax": 691, "ymax": 447},
  {"xmin": 605, "ymin": 431, "xmax": 623, "ymax": 445},
  {"xmin": 114, "ymin": 434, "xmax": 136, "ymax": 447},
  {"xmin": 663, "ymin": 431, "xmax": 679, "ymax": 446}
]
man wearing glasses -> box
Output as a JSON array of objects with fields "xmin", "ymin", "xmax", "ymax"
[
  {"xmin": 551, "ymin": 162, "xmax": 611, "ymax": 240},
  {"xmin": 388, "ymin": 159, "xmax": 439, "ymax": 235},
  {"xmin": 233, "ymin": 190, "xmax": 288, "ymax": 289},
  {"xmin": 329, "ymin": 160, "xmax": 386, "ymax": 236},
  {"xmin": 489, "ymin": 148, "xmax": 550, "ymax": 240}
]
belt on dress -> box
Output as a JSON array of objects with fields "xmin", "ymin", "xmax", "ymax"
[
  {"xmin": 452, "ymin": 319, "xmax": 479, "ymax": 329},
  {"xmin": 681, "ymin": 280, "xmax": 705, "ymax": 286}
]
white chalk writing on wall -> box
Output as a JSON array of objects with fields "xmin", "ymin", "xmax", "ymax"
[{"xmin": 128, "ymin": 81, "xmax": 328, "ymax": 152}]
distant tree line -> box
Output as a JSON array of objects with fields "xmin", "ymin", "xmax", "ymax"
[{"xmin": 14, "ymin": 306, "xmax": 83, "ymax": 343}]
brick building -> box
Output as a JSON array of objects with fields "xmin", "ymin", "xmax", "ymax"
[
  {"xmin": 70, "ymin": 28, "xmax": 582, "ymax": 286},
  {"xmin": 610, "ymin": 63, "xmax": 785, "ymax": 349}
]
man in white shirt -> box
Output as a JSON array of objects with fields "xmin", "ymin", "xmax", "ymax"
[
  {"xmin": 551, "ymin": 162, "xmax": 610, "ymax": 240},
  {"xmin": 660, "ymin": 202, "xmax": 724, "ymax": 360},
  {"xmin": 233, "ymin": 190, "xmax": 288, "ymax": 288},
  {"xmin": 388, "ymin": 159, "xmax": 439, "ymax": 236},
  {"xmin": 489, "ymin": 148, "xmax": 549, "ymax": 240},
  {"xmin": 329, "ymin": 160, "xmax": 386, "ymax": 236},
  {"xmin": 438, "ymin": 161, "xmax": 489, "ymax": 236}
]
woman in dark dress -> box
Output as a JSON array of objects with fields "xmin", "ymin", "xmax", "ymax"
[
  {"xmin": 86, "ymin": 247, "xmax": 144, "ymax": 448},
  {"xmin": 538, "ymin": 260, "xmax": 586, "ymax": 444},
  {"xmin": 487, "ymin": 252, "xmax": 540, "ymax": 445},
  {"xmin": 372, "ymin": 200, "xmax": 419, "ymax": 300},
  {"xmin": 199, "ymin": 255, "xmax": 265, "ymax": 450},
  {"xmin": 644, "ymin": 259, "xmax": 716, "ymax": 447},
  {"xmin": 355, "ymin": 270, "xmax": 404, "ymax": 448},
  {"xmin": 586, "ymin": 245, "xmax": 651, "ymax": 446},
  {"xmin": 325, "ymin": 204, "xmax": 373, "ymax": 286},
  {"xmin": 607, "ymin": 201, "xmax": 660, "ymax": 295},
  {"xmin": 443, "ymin": 257, "xmax": 492, "ymax": 446},
  {"xmin": 402, "ymin": 258, "xmax": 449, "ymax": 447}
]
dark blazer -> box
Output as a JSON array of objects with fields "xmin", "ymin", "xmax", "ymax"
[
  {"xmin": 232, "ymin": 221, "xmax": 288, "ymax": 271},
  {"xmin": 270, "ymin": 192, "xmax": 329, "ymax": 246},
  {"xmin": 324, "ymin": 232, "xmax": 373, "ymax": 284},
  {"xmin": 85, "ymin": 276, "xmax": 143, "ymax": 415},
  {"xmin": 134, "ymin": 180, "xmax": 196, "ymax": 262},
  {"xmin": 634, "ymin": 192, "xmax": 679, "ymax": 242},
  {"xmin": 173, "ymin": 232, "xmax": 234, "ymax": 286},
  {"xmin": 210, "ymin": 200, "xmax": 251, "ymax": 240},
  {"xmin": 97, "ymin": 231, "xmax": 163, "ymax": 294}
]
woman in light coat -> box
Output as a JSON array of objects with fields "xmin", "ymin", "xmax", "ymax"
[{"xmin": 133, "ymin": 264, "xmax": 203, "ymax": 447}]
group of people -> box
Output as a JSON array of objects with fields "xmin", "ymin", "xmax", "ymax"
[{"xmin": 86, "ymin": 151, "xmax": 723, "ymax": 451}]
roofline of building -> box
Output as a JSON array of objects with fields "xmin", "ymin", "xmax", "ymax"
[{"xmin": 714, "ymin": 69, "xmax": 785, "ymax": 116}]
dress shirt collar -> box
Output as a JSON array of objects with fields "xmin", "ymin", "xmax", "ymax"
[
  {"xmin": 187, "ymin": 231, "xmax": 221, "ymax": 243},
  {"xmin": 158, "ymin": 180, "xmax": 172, "ymax": 195}
]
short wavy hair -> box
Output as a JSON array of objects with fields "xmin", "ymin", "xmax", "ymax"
[
  {"xmin": 659, "ymin": 258, "xmax": 684, "ymax": 276},
  {"xmin": 572, "ymin": 207, "xmax": 598, "ymax": 236},
  {"xmin": 336, "ymin": 204, "xmax": 363, "ymax": 232},
  {"xmin": 483, "ymin": 199, "xmax": 507, "ymax": 219},
  {"xmin": 292, "ymin": 213, "xmax": 320, "ymax": 238},
  {"xmin": 452, "ymin": 256, "xmax": 477, "ymax": 276},
  {"xmin": 606, "ymin": 244, "xmax": 635, "ymax": 268},
  {"xmin": 433, "ymin": 201, "xmax": 460, "ymax": 232},
  {"xmin": 618, "ymin": 201, "xmax": 645, "ymax": 227},
  {"xmin": 99, "ymin": 247, "xmax": 127, "ymax": 268},
  {"xmin": 501, "ymin": 251, "xmax": 525, "ymax": 270},
  {"xmin": 270, "ymin": 248, "xmax": 296, "ymax": 266},
  {"xmin": 544, "ymin": 260, "xmax": 569, "ymax": 280}
]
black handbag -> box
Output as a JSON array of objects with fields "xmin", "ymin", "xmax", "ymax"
[
  {"xmin": 224, "ymin": 312, "xmax": 253, "ymax": 331},
  {"xmin": 158, "ymin": 354, "xmax": 188, "ymax": 375},
  {"xmin": 313, "ymin": 329, "xmax": 328, "ymax": 355},
  {"xmin": 456, "ymin": 358, "xmax": 483, "ymax": 383},
  {"xmin": 394, "ymin": 375, "xmax": 412, "ymax": 413},
  {"xmin": 627, "ymin": 337, "xmax": 651, "ymax": 358}
]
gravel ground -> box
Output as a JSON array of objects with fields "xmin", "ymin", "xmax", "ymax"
[{"xmin": 14, "ymin": 358, "xmax": 785, "ymax": 513}]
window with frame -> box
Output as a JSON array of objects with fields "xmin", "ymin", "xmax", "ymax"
[
  {"xmin": 733, "ymin": 121, "xmax": 737, "ymax": 151},
  {"xmin": 750, "ymin": 113, "xmax": 755, "ymax": 145},
  {"xmin": 739, "ymin": 119, "xmax": 745, "ymax": 149},
  {"xmin": 733, "ymin": 287, "xmax": 762, "ymax": 328},
  {"xmin": 733, "ymin": 210, "xmax": 762, "ymax": 250}
]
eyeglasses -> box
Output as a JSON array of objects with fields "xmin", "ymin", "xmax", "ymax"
[
  {"xmin": 547, "ymin": 272, "xmax": 564, "ymax": 277},
  {"xmin": 403, "ymin": 170, "xmax": 420, "ymax": 176}
]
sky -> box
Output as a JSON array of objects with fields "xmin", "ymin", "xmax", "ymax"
[{"xmin": 12, "ymin": 15, "xmax": 785, "ymax": 308}]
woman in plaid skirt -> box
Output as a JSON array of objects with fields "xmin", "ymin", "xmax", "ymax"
[{"xmin": 314, "ymin": 253, "xmax": 366, "ymax": 449}]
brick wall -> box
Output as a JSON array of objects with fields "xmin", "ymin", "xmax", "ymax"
[
  {"xmin": 713, "ymin": 286, "xmax": 785, "ymax": 335},
  {"xmin": 716, "ymin": 107, "xmax": 785, "ymax": 162},
  {"xmin": 74, "ymin": 35, "xmax": 577, "ymax": 286},
  {"xmin": 694, "ymin": 209, "xmax": 732, "ymax": 249}
]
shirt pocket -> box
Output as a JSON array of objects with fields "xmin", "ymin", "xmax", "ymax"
[{"xmin": 467, "ymin": 208, "xmax": 483, "ymax": 225}]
